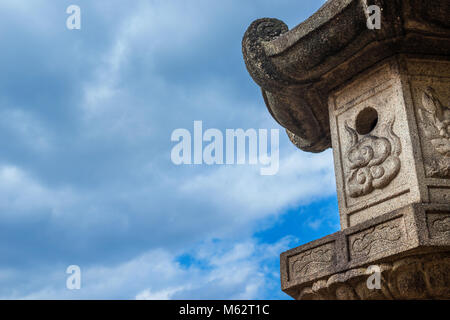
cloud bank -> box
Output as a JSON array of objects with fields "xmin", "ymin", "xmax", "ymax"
[{"xmin": 0, "ymin": 0, "xmax": 336, "ymax": 299}]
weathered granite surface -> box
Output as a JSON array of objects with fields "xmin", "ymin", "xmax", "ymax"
[
  {"xmin": 242, "ymin": 0, "xmax": 450, "ymax": 300},
  {"xmin": 330, "ymin": 56, "xmax": 450, "ymax": 229},
  {"xmin": 281, "ymin": 203, "xmax": 450, "ymax": 299},
  {"xmin": 243, "ymin": 0, "xmax": 450, "ymax": 153}
]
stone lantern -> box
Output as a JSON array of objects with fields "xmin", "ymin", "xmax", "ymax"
[{"xmin": 243, "ymin": 0, "xmax": 449, "ymax": 299}]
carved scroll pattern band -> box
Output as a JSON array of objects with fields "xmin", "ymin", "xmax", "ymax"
[
  {"xmin": 427, "ymin": 213, "xmax": 450, "ymax": 239},
  {"xmin": 349, "ymin": 217, "xmax": 406, "ymax": 259},
  {"xmin": 289, "ymin": 244, "xmax": 334, "ymax": 280}
]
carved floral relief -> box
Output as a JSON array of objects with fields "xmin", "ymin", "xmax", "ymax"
[
  {"xmin": 344, "ymin": 118, "xmax": 402, "ymax": 198},
  {"xmin": 418, "ymin": 86, "xmax": 450, "ymax": 178}
]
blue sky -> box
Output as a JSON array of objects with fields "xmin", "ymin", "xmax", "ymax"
[{"xmin": 0, "ymin": 0, "xmax": 338, "ymax": 299}]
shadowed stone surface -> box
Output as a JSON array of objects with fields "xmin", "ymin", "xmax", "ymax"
[{"xmin": 243, "ymin": 0, "xmax": 450, "ymax": 300}]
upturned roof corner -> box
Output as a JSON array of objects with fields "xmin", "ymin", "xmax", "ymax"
[{"xmin": 242, "ymin": 0, "xmax": 450, "ymax": 153}]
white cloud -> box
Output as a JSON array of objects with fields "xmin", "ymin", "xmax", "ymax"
[
  {"xmin": 0, "ymin": 109, "xmax": 52, "ymax": 152},
  {"xmin": 0, "ymin": 0, "xmax": 336, "ymax": 300},
  {"xmin": 0, "ymin": 165, "xmax": 77, "ymax": 216},
  {"xmin": 136, "ymin": 287, "xmax": 186, "ymax": 300},
  {"xmin": 4, "ymin": 236, "xmax": 295, "ymax": 300},
  {"xmin": 179, "ymin": 149, "xmax": 336, "ymax": 221}
]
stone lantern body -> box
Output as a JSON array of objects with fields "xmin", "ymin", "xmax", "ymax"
[{"xmin": 243, "ymin": 0, "xmax": 450, "ymax": 299}]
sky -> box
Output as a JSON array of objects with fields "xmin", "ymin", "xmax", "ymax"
[{"xmin": 0, "ymin": 0, "xmax": 338, "ymax": 299}]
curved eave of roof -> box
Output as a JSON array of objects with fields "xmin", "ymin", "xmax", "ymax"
[{"xmin": 242, "ymin": 0, "xmax": 450, "ymax": 153}]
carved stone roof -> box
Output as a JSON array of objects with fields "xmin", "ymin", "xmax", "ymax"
[{"xmin": 242, "ymin": 0, "xmax": 450, "ymax": 152}]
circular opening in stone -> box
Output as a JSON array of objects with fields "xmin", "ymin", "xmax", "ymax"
[{"xmin": 355, "ymin": 107, "xmax": 378, "ymax": 135}]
